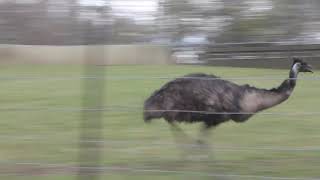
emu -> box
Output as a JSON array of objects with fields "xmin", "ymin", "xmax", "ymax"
[{"xmin": 143, "ymin": 58, "xmax": 313, "ymax": 142}]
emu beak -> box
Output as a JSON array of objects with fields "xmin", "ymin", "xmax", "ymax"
[{"xmin": 306, "ymin": 64, "xmax": 313, "ymax": 73}]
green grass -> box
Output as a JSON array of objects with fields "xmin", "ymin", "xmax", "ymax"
[{"xmin": 0, "ymin": 64, "xmax": 319, "ymax": 180}]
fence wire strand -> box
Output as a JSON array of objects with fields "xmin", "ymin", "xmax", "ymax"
[
  {"xmin": 0, "ymin": 135, "xmax": 319, "ymax": 152},
  {"xmin": 0, "ymin": 106, "xmax": 319, "ymax": 116},
  {"xmin": 0, "ymin": 75, "xmax": 320, "ymax": 81},
  {"xmin": 0, "ymin": 161, "xmax": 319, "ymax": 180}
]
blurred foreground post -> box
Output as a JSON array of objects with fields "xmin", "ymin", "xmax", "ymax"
[{"xmin": 77, "ymin": 22, "xmax": 106, "ymax": 180}]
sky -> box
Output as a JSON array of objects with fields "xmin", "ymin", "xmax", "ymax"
[
  {"xmin": 78, "ymin": 0, "xmax": 158, "ymax": 14},
  {"xmin": 78, "ymin": 0, "xmax": 158, "ymax": 23}
]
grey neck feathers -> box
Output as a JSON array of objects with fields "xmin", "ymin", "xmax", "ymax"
[
  {"xmin": 241, "ymin": 64, "xmax": 299, "ymax": 113},
  {"xmin": 277, "ymin": 63, "xmax": 299, "ymax": 92},
  {"xmin": 260, "ymin": 63, "xmax": 300, "ymax": 110}
]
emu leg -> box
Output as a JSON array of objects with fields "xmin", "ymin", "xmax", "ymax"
[
  {"xmin": 169, "ymin": 122, "xmax": 190, "ymax": 145},
  {"xmin": 193, "ymin": 124, "xmax": 215, "ymax": 161},
  {"xmin": 197, "ymin": 125, "xmax": 212, "ymax": 144},
  {"xmin": 168, "ymin": 122, "xmax": 195, "ymax": 159},
  {"xmin": 169, "ymin": 122, "xmax": 189, "ymax": 139}
]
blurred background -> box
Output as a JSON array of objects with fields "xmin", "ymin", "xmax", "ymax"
[
  {"xmin": 0, "ymin": 0, "xmax": 320, "ymax": 180},
  {"xmin": 1, "ymin": 0, "xmax": 320, "ymax": 65}
]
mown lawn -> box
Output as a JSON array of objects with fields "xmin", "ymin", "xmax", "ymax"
[{"xmin": 0, "ymin": 64, "xmax": 319, "ymax": 180}]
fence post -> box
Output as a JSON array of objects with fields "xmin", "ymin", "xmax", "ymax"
[{"xmin": 77, "ymin": 21, "xmax": 106, "ymax": 180}]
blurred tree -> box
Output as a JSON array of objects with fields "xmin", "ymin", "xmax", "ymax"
[
  {"xmin": 215, "ymin": 0, "xmax": 320, "ymax": 43},
  {"xmin": 0, "ymin": 0, "xmax": 320, "ymax": 45}
]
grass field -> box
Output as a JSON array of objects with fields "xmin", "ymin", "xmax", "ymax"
[{"xmin": 0, "ymin": 64, "xmax": 319, "ymax": 180}]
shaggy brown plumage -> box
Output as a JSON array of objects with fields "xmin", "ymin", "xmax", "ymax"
[{"xmin": 144, "ymin": 58, "xmax": 312, "ymax": 131}]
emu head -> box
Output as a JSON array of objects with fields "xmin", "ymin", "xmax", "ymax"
[{"xmin": 292, "ymin": 57, "xmax": 313, "ymax": 73}]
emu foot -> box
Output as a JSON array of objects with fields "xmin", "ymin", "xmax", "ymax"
[
  {"xmin": 196, "ymin": 139, "xmax": 205, "ymax": 145},
  {"xmin": 179, "ymin": 140, "xmax": 214, "ymax": 162},
  {"xmin": 197, "ymin": 139, "xmax": 215, "ymax": 160}
]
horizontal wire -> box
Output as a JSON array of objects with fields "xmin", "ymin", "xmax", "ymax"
[
  {"xmin": 0, "ymin": 75, "xmax": 319, "ymax": 81},
  {"xmin": 201, "ymin": 47, "xmax": 320, "ymax": 53},
  {"xmin": 201, "ymin": 54, "xmax": 320, "ymax": 57},
  {"xmin": 143, "ymin": 109, "xmax": 320, "ymax": 116},
  {"xmin": 105, "ymin": 140, "xmax": 320, "ymax": 152},
  {"xmin": 204, "ymin": 55, "xmax": 320, "ymax": 61},
  {"xmin": 0, "ymin": 106, "xmax": 319, "ymax": 116},
  {"xmin": 194, "ymin": 42, "xmax": 320, "ymax": 46},
  {"xmin": 0, "ymin": 132, "xmax": 319, "ymax": 153},
  {"xmin": 0, "ymin": 161, "xmax": 318, "ymax": 180},
  {"xmin": 1, "ymin": 41, "xmax": 318, "ymax": 45},
  {"xmin": 0, "ymin": 135, "xmax": 319, "ymax": 152}
]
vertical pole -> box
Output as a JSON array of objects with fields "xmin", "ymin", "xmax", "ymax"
[{"xmin": 77, "ymin": 21, "xmax": 105, "ymax": 180}]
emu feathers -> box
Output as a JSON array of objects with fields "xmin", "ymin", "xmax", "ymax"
[{"xmin": 143, "ymin": 58, "xmax": 312, "ymax": 129}]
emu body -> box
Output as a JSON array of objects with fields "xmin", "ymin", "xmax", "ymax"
[
  {"xmin": 144, "ymin": 58, "xmax": 312, "ymax": 130},
  {"xmin": 144, "ymin": 73, "xmax": 288, "ymax": 127}
]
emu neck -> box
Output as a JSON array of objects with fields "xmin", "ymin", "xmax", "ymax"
[
  {"xmin": 259, "ymin": 65, "xmax": 299, "ymax": 111},
  {"xmin": 241, "ymin": 66, "xmax": 299, "ymax": 113},
  {"xmin": 288, "ymin": 63, "xmax": 299, "ymax": 87}
]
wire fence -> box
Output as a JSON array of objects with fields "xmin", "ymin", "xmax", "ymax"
[
  {"xmin": 1, "ymin": 1, "xmax": 320, "ymax": 179},
  {"xmin": 0, "ymin": 134, "xmax": 319, "ymax": 152},
  {"xmin": 1, "ymin": 14, "xmax": 319, "ymax": 180},
  {"xmin": 0, "ymin": 62, "xmax": 319, "ymax": 177},
  {"xmin": 0, "ymin": 75, "xmax": 319, "ymax": 81},
  {"xmin": 1, "ymin": 106, "xmax": 320, "ymax": 116},
  {"xmin": 1, "ymin": 70, "xmax": 319, "ymax": 179},
  {"xmin": 1, "ymin": 161, "xmax": 319, "ymax": 180}
]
